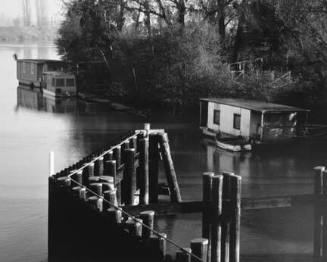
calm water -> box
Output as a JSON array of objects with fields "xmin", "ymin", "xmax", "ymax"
[{"xmin": 0, "ymin": 43, "xmax": 326, "ymax": 262}]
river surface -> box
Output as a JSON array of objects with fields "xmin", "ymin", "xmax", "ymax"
[{"xmin": 0, "ymin": 43, "xmax": 326, "ymax": 262}]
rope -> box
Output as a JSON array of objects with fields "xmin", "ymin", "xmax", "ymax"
[{"xmin": 66, "ymin": 177, "xmax": 204, "ymax": 262}]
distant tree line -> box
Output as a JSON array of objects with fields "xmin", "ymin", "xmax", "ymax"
[{"xmin": 57, "ymin": 0, "xmax": 327, "ymax": 110}]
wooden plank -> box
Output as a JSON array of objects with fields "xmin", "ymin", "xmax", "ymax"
[{"xmin": 158, "ymin": 133, "xmax": 182, "ymax": 202}]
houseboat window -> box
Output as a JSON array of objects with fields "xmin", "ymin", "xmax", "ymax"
[
  {"xmin": 213, "ymin": 110, "xmax": 220, "ymax": 125},
  {"xmin": 233, "ymin": 114, "xmax": 241, "ymax": 130},
  {"xmin": 31, "ymin": 64, "xmax": 34, "ymax": 75},
  {"xmin": 56, "ymin": 78, "xmax": 65, "ymax": 87},
  {"xmin": 66, "ymin": 78, "xmax": 75, "ymax": 87},
  {"xmin": 52, "ymin": 78, "xmax": 56, "ymax": 86},
  {"xmin": 22, "ymin": 62, "xmax": 26, "ymax": 74}
]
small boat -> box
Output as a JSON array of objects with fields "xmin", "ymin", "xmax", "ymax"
[
  {"xmin": 200, "ymin": 98, "xmax": 310, "ymax": 151},
  {"xmin": 215, "ymin": 135, "xmax": 252, "ymax": 152}
]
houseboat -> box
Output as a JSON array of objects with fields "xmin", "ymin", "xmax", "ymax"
[
  {"xmin": 16, "ymin": 59, "xmax": 76, "ymax": 98},
  {"xmin": 200, "ymin": 98, "xmax": 310, "ymax": 151},
  {"xmin": 42, "ymin": 71, "xmax": 76, "ymax": 98}
]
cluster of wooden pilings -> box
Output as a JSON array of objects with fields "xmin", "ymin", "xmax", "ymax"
[{"xmin": 49, "ymin": 124, "xmax": 242, "ymax": 262}]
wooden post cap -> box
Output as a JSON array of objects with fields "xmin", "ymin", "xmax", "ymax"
[
  {"xmin": 190, "ymin": 238, "xmax": 208, "ymax": 262},
  {"xmin": 107, "ymin": 207, "xmax": 122, "ymax": 224},
  {"xmin": 176, "ymin": 248, "xmax": 191, "ymax": 262}
]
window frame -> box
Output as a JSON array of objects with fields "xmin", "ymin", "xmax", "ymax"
[
  {"xmin": 233, "ymin": 113, "xmax": 241, "ymax": 130},
  {"xmin": 213, "ymin": 109, "xmax": 220, "ymax": 125}
]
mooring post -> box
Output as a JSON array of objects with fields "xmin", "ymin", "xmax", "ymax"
[
  {"xmin": 79, "ymin": 187, "xmax": 87, "ymax": 201},
  {"xmin": 105, "ymin": 160, "xmax": 121, "ymax": 205},
  {"xmin": 104, "ymin": 151, "xmax": 113, "ymax": 162},
  {"xmin": 113, "ymin": 146, "xmax": 121, "ymax": 169},
  {"xmin": 87, "ymin": 162, "xmax": 95, "ymax": 179},
  {"xmin": 104, "ymin": 189, "xmax": 118, "ymax": 208},
  {"xmin": 139, "ymin": 133, "xmax": 149, "ymax": 205},
  {"xmin": 130, "ymin": 136, "xmax": 138, "ymax": 150},
  {"xmin": 158, "ymin": 132, "xmax": 182, "ymax": 202},
  {"xmin": 72, "ymin": 170, "xmax": 83, "ymax": 186},
  {"xmin": 107, "ymin": 207, "xmax": 122, "ymax": 224},
  {"xmin": 149, "ymin": 134, "xmax": 160, "ymax": 203},
  {"xmin": 221, "ymin": 173, "xmax": 232, "ymax": 262},
  {"xmin": 94, "ymin": 156, "xmax": 104, "ymax": 177},
  {"xmin": 125, "ymin": 217, "xmax": 143, "ymax": 237},
  {"xmin": 124, "ymin": 148, "xmax": 137, "ymax": 205},
  {"xmin": 229, "ymin": 174, "xmax": 241, "ymax": 262},
  {"xmin": 191, "ymin": 238, "xmax": 209, "ymax": 262},
  {"xmin": 202, "ymin": 172, "xmax": 214, "ymax": 239},
  {"xmin": 90, "ymin": 183, "xmax": 103, "ymax": 196},
  {"xmin": 211, "ymin": 175, "xmax": 223, "ymax": 262},
  {"xmin": 140, "ymin": 210, "xmax": 155, "ymax": 239},
  {"xmin": 176, "ymin": 248, "xmax": 192, "ymax": 262},
  {"xmin": 149, "ymin": 233, "xmax": 167, "ymax": 261},
  {"xmin": 49, "ymin": 151, "xmax": 55, "ymax": 176},
  {"xmin": 88, "ymin": 196, "xmax": 103, "ymax": 212},
  {"xmin": 314, "ymin": 166, "xmax": 325, "ymax": 261}
]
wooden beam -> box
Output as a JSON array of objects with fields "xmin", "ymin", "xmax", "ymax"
[{"xmin": 121, "ymin": 195, "xmax": 315, "ymax": 216}]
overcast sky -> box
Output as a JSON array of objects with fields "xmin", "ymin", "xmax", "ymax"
[{"xmin": 0, "ymin": 0, "xmax": 63, "ymax": 18}]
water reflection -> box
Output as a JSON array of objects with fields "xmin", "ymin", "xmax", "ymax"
[{"xmin": 17, "ymin": 85, "xmax": 78, "ymax": 113}]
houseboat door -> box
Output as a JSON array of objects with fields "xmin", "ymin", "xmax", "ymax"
[{"xmin": 200, "ymin": 100, "xmax": 208, "ymax": 127}]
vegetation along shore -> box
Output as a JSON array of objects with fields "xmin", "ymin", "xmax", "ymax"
[{"xmin": 56, "ymin": 0, "xmax": 327, "ymax": 112}]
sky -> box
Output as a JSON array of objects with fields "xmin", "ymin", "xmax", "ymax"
[{"xmin": 0, "ymin": 0, "xmax": 64, "ymax": 20}]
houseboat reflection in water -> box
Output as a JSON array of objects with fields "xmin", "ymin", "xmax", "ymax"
[{"xmin": 16, "ymin": 85, "xmax": 78, "ymax": 113}]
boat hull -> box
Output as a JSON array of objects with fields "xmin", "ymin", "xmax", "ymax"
[{"xmin": 200, "ymin": 127, "xmax": 252, "ymax": 152}]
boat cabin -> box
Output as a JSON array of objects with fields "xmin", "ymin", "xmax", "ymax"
[
  {"xmin": 200, "ymin": 98, "xmax": 310, "ymax": 143},
  {"xmin": 16, "ymin": 59, "xmax": 68, "ymax": 87},
  {"xmin": 42, "ymin": 71, "xmax": 76, "ymax": 98}
]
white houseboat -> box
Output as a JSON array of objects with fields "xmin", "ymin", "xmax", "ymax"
[
  {"xmin": 200, "ymin": 98, "xmax": 309, "ymax": 151},
  {"xmin": 16, "ymin": 59, "xmax": 76, "ymax": 98}
]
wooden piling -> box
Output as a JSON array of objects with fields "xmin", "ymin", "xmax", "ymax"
[
  {"xmin": 90, "ymin": 183, "xmax": 103, "ymax": 196},
  {"xmin": 190, "ymin": 238, "xmax": 208, "ymax": 262},
  {"xmin": 314, "ymin": 166, "xmax": 325, "ymax": 261},
  {"xmin": 107, "ymin": 207, "xmax": 122, "ymax": 224},
  {"xmin": 139, "ymin": 136, "xmax": 149, "ymax": 205},
  {"xmin": 79, "ymin": 187, "xmax": 87, "ymax": 201},
  {"xmin": 105, "ymin": 160, "xmax": 120, "ymax": 204},
  {"xmin": 71, "ymin": 170, "xmax": 83, "ymax": 186},
  {"xmin": 158, "ymin": 132, "xmax": 182, "ymax": 202},
  {"xmin": 125, "ymin": 217, "xmax": 143, "ymax": 237},
  {"xmin": 211, "ymin": 175, "xmax": 223, "ymax": 262},
  {"xmin": 149, "ymin": 135, "xmax": 160, "ymax": 203},
  {"xmin": 202, "ymin": 172, "xmax": 214, "ymax": 239},
  {"xmin": 176, "ymin": 248, "xmax": 191, "ymax": 262},
  {"xmin": 57, "ymin": 176, "xmax": 71, "ymax": 187},
  {"xmin": 221, "ymin": 173, "xmax": 232, "ymax": 262},
  {"xmin": 113, "ymin": 146, "xmax": 121, "ymax": 169},
  {"xmin": 94, "ymin": 157, "xmax": 104, "ymax": 177},
  {"xmin": 124, "ymin": 148, "xmax": 136, "ymax": 205},
  {"xmin": 130, "ymin": 136, "xmax": 137, "ymax": 150},
  {"xmin": 104, "ymin": 189, "xmax": 118, "ymax": 207},
  {"xmin": 87, "ymin": 162, "xmax": 95, "ymax": 179},
  {"xmin": 149, "ymin": 233, "xmax": 167, "ymax": 260},
  {"xmin": 88, "ymin": 196, "xmax": 103, "ymax": 212},
  {"xmin": 104, "ymin": 151, "xmax": 113, "ymax": 162},
  {"xmin": 140, "ymin": 210, "xmax": 155, "ymax": 239},
  {"xmin": 229, "ymin": 174, "xmax": 241, "ymax": 262}
]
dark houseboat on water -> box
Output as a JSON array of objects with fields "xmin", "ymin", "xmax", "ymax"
[
  {"xmin": 16, "ymin": 59, "xmax": 76, "ymax": 98},
  {"xmin": 200, "ymin": 98, "xmax": 310, "ymax": 151}
]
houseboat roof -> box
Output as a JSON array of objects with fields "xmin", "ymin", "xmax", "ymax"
[
  {"xmin": 17, "ymin": 59, "xmax": 65, "ymax": 64},
  {"xmin": 200, "ymin": 98, "xmax": 309, "ymax": 113}
]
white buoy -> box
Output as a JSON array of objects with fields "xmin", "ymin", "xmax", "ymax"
[{"xmin": 49, "ymin": 151, "xmax": 55, "ymax": 176}]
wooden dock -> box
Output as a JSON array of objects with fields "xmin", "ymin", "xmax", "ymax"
[{"xmin": 48, "ymin": 124, "xmax": 327, "ymax": 262}]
